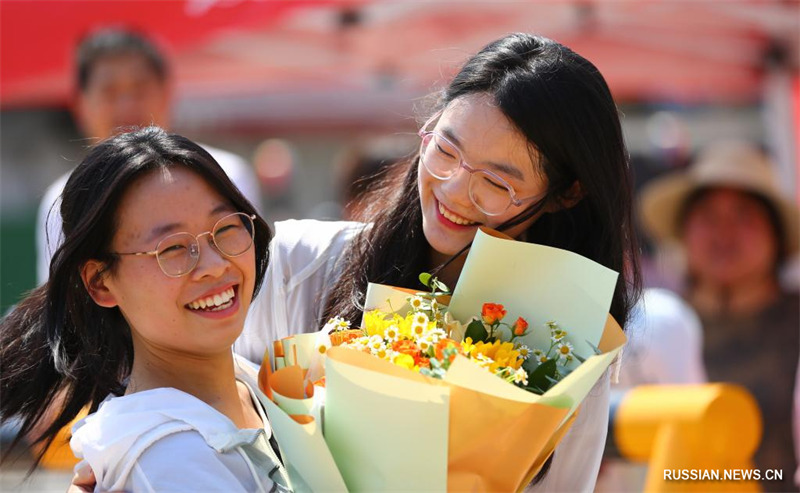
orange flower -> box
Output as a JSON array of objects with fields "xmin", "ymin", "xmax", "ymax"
[
  {"xmin": 392, "ymin": 339, "xmax": 421, "ymax": 357},
  {"xmin": 434, "ymin": 338, "xmax": 461, "ymax": 364},
  {"xmin": 481, "ymin": 303, "xmax": 507, "ymax": 325},
  {"xmin": 330, "ymin": 329, "xmax": 364, "ymax": 346},
  {"xmin": 512, "ymin": 317, "xmax": 529, "ymax": 336},
  {"xmin": 416, "ymin": 356, "xmax": 431, "ymax": 369}
]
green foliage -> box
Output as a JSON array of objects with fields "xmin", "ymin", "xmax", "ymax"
[
  {"xmin": 464, "ymin": 319, "xmax": 489, "ymax": 343},
  {"xmin": 418, "ymin": 272, "xmax": 450, "ymax": 295},
  {"xmin": 528, "ymin": 359, "xmax": 558, "ymax": 394}
]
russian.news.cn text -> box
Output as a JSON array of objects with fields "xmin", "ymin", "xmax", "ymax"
[{"xmin": 664, "ymin": 469, "xmax": 783, "ymax": 482}]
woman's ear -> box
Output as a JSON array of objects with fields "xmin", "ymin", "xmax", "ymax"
[
  {"xmin": 80, "ymin": 260, "xmax": 118, "ymax": 308},
  {"xmin": 548, "ymin": 181, "xmax": 584, "ymax": 212}
]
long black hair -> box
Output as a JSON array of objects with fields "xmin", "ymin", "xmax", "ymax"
[
  {"xmin": 324, "ymin": 32, "xmax": 640, "ymax": 485},
  {"xmin": 325, "ymin": 33, "xmax": 640, "ymax": 330},
  {"xmin": 0, "ymin": 126, "xmax": 270, "ymax": 468}
]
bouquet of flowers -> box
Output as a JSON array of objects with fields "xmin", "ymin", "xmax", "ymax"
[
  {"xmin": 324, "ymin": 276, "xmax": 591, "ymax": 395},
  {"xmin": 258, "ymin": 228, "xmax": 626, "ymax": 492}
]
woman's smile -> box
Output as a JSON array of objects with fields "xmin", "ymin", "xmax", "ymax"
[{"xmin": 185, "ymin": 283, "xmax": 241, "ymax": 319}]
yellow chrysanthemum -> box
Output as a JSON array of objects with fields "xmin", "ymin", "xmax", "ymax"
[
  {"xmin": 461, "ymin": 337, "xmax": 476, "ymax": 354},
  {"xmin": 393, "ymin": 353, "xmax": 415, "ymax": 370},
  {"xmin": 363, "ymin": 309, "xmax": 390, "ymax": 337},
  {"xmin": 468, "ymin": 340, "xmax": 524, "ymax": 371}
]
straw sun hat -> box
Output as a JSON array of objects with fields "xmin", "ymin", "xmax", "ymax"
[{"xmin": 640, "ymin": 141, "xmax": 799, "ymax": 255}]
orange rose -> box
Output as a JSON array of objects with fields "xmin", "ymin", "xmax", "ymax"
[
  {"xmin": 434, "ymin": 338, "xmax": 461, "ymax": 363},
  {"xmin": 481, "ymin": 303, "xmax": 507, "ymax": 325},
  {"xmin": 512, "ymin": 317, "xmax": 529, "ymax": 336},
  {"xmin": 392, "ymin": 339, "xmax": 421, "ymax": 357}
]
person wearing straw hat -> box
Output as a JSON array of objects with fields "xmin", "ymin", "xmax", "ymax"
[{"xmin": 641, "ymin": 140, "xmax": 799, "ymax": 491}]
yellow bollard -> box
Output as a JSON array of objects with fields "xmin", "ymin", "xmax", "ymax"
[
  {"xmin": 614, "ymin": 384, "xmax": 762, "ymax": 492},
  {"xmin": 37, "ymin": 407, "xmax": 88, "ymax": 470}
]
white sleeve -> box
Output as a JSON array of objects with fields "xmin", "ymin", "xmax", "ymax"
[
  {"xmin": 616, "ymin": 288, "xmax": 707, "ymax": 387},
  {"xmin": 126, "ymin": 431, "xmax": 254, "ymax": 493},
  {"xmin": 528, "ymin": 371, "xmax": 610, "ymax": 492},
  {"xmin": 643, "ymin": 289, "xmax": 706, "ymax": 384},
  {"xmin": 36, "ymin": 174, "xmax": 68, "ymax": 285},
  {"xmin": 235, "ymin": 219, "xmax": 363, "ymax": 364}
]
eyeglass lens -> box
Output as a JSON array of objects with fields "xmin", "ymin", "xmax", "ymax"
[
  {"xmin": 420, "ymin": 133, "xmax": 514, "ymax": 215},
  {"xmin": 155, "ymin": 213, "xmax": 254, "ymax": 276}
]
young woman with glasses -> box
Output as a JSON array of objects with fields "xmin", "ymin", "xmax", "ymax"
[
  {"xmin": 0, "ymin": 127, "xmax": 291, "ymax": 492},
  {"xmin": 236, "ymin": 33, "xmax": 641, "ymax": 491}
]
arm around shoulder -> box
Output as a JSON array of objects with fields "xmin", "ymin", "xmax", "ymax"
[{"xmin": 125, "ymin": 431, "xmax": 255, "ymax": 493}]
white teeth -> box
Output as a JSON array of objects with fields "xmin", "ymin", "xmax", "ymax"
[
  {"xmin": 438, "ymin": 202, "xmax": 477, "ymax": 226},
  {"xmin": 189, "ymin": 287, "xmax": 235, "ymax": 311}
]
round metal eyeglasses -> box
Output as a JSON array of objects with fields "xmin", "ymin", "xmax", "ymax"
[{"xmin": 113, "ymin": 212, "xmax": 256, "ymax": 277}]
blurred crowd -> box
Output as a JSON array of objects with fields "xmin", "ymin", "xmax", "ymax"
[{"xmin": 2, "ymin": 25, "xmax": 798, "ymax": 493}]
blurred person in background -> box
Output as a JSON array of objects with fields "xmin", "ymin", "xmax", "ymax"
[
  {"xmin": 596, "ymin": 287, "xmax": 706, "ymax": 492},
  {"xmin": 641, "ymin": 141, "xmax": 800, "ymax": 491},
  {"xmin": 36, "ymin": 28, "xmax": 262, "ymax": 285}
]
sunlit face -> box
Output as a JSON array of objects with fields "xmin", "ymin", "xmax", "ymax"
[
  {"xmin": 418, "ymin": 93, "xmax": 547, "ymax": 258},
  {"xmin": 101, "ymin": 167, "xmax": 256, "ymax": 357},
  {"xmin": 682, "ymin": 188, "xmax": 778, "ymax": 287},
  {"xmin": 77, "ymin": 53, "xmax": 170, "ymax": 140}
]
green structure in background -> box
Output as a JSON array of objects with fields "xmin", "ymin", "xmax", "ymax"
[{"xmin": 1, "ymin": 211, "xmax": 36, "ymax": 315}]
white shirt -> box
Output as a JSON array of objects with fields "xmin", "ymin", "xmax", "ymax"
[
  {"xmin": 616, "ymin": 288, "xmax": 707, "ymax": 387},
  {"xmin": 70, "ymin": 356, "xmax": 290, "ymax": 493},
  {"xmin": 35, "ymin": 143, "xmax": 262, "ymax": 285},
  {"xmin": 237, "ymin": 219, "xmax": 611, "ymax": 492}
]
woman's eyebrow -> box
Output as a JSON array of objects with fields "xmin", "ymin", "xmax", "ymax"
[
  {"xmin": 440, "ymin": 127, "xmax": 525, "ymax": 181},
  {"xmin": 145, "ymin": 222, "xmax": 184, "ymax": 243},
  {"xmin": 144, "ymin": 204, "xmax": 235, "ymax": 243},
  {"xmin": 209, "ymin": 203, "xmax": 235, "ymax": 216}
]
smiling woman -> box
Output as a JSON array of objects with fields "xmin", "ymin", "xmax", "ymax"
[
  {"xmin": 0, "ymin": 127, "xmax": 290, "ymax": 492},
  {"xmin": 235, "ymin": 33, "xmax": 641, "ymax": 492}
]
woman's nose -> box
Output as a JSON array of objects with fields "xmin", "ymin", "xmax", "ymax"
[
  {"xmin": 190, "ymin": 235, "xmax": 229, "ymax": 280},
  {"xmin": 441, "ymin": 164, "xmax": 474, "ymax": 205}
]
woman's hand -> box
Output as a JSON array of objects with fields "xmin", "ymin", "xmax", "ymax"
[{"xmin": 67, "ymin": 461, "xmax": 95, "ymax": 493}]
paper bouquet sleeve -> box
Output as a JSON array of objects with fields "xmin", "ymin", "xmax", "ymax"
[{"xmin": 259, "ymin": 228, "xmax": 626, "ymax": 492}]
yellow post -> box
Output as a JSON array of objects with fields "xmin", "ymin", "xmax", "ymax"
[
  {"xmin": 615, "ymin": 384, "xmax": 761, "ymax": 492},
  {"xmin": 38, "ymin": 407, "xmax": 88, "ymax": 470}
]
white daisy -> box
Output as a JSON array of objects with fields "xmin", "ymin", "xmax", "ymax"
[
  {"xmin": 513, "ymin": 367, "xmax": 529, "ymax": 386},
  {"xmin": 556, "ymin": 341, "xmax": 575, "ymax": 363}
]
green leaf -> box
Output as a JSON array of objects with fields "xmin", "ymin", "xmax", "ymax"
[
  {"xmin": 419, "ymin": 272, "xmax": 432, "ymax": 288},
  {"xmin": 431, "ymin": 278, "xmax": 450, "ymax": 294},
  {"xmin": 526, "ymin": 385, "xmax": 545, "ymax": 395},
  {"xmin": 464, "ymin": 319, "xmax": 489, "ymax": 343},
  {"xmin": 545, "ymin": 375, "xmax": 560, "ymax": 385},
  {"xmin": 586, "ymin": 340, "xmax": 602, "ymax": 355},
  {"xmin": 529, "ymin": 359, "xmax": 558, "ymax": 393}
]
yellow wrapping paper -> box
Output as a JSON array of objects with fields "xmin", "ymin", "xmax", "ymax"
[{"xmin": 259, "ymin": 228, "xmax": 626, "ymax": 491}]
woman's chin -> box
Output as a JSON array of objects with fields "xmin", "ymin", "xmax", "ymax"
[{"xmin": 423, "ymin": 225, "xmax": 472, "ymax": 259}]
